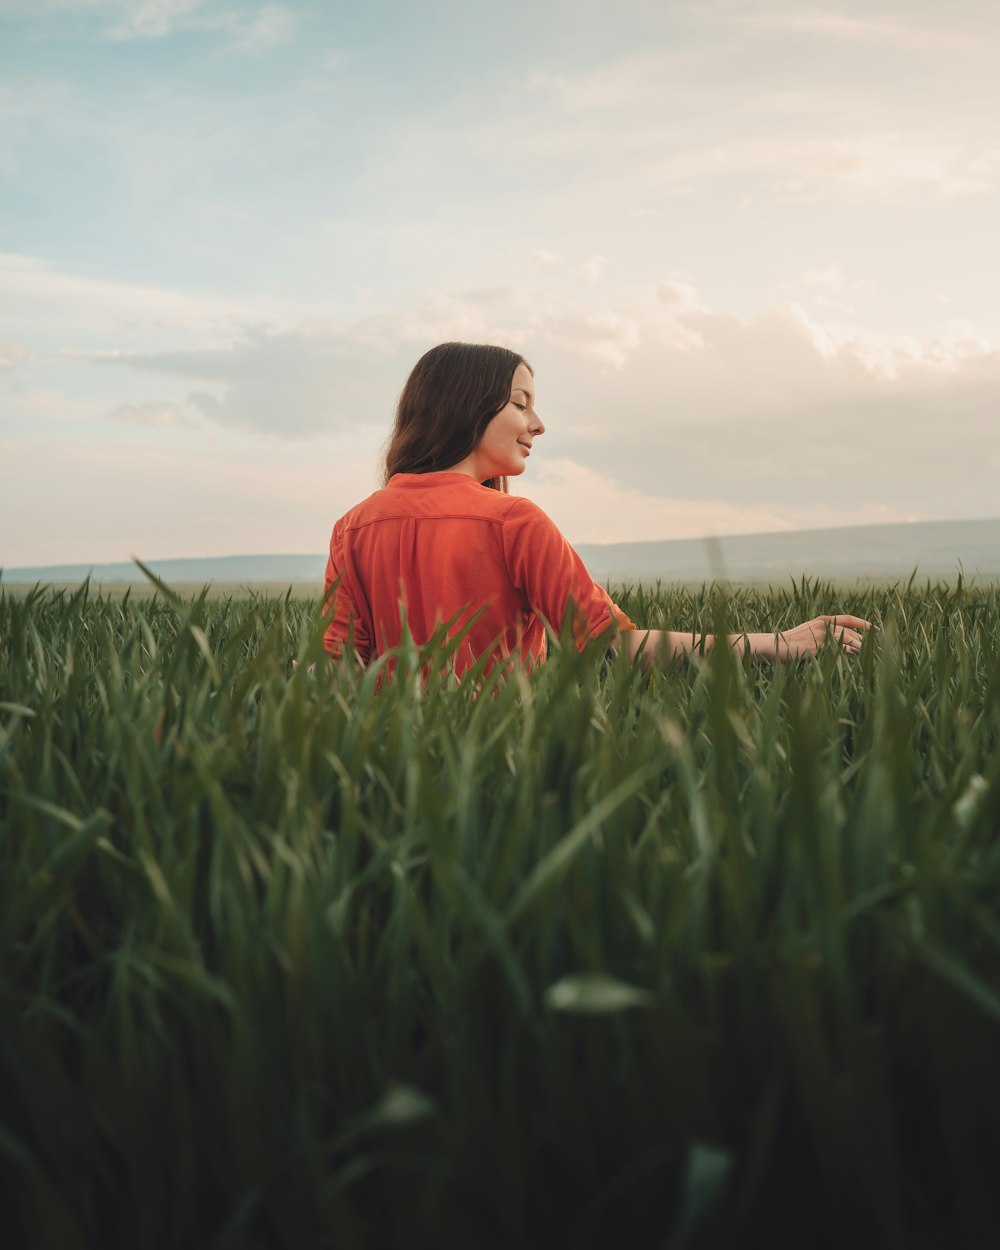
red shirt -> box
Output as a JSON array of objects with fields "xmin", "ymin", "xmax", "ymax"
[{"xmin": 324, "ymin": 472, "xmax": 635, "ymax": 674}]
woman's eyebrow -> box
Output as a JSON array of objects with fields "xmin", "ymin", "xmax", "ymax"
[{"xmin": 511, "ymin": 386, "xmax": 534, "ymax": 401}]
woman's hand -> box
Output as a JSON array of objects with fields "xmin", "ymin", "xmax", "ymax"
[{"xmin": 764, "ymin": 613, "xmax": 873, "ymax": 661}]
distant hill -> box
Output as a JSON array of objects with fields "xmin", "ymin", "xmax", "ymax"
[
  {"xmin": 2, "ymin": 553, "xmax": 328, "ymax": 587},
  {"xmin": 576, "ymin": 517, "xmax": 1000, "ymax": 584},
  {"xmin": 3, "ymin": 518, "xmax": 999, "ymax": 588}
]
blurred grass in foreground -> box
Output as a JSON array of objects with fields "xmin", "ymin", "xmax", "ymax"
[{"xmin": 1, "ymin": 577, "xmax": 999, "ymax": 1249}]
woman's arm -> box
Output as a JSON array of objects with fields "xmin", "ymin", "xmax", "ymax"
[
  {"xmin": 323, "ymin": 528, "xmax": 372, "ymax": 662},
  {"xmin": 621, "ymin": 614, "xmax": 873, "ymax": 670}
]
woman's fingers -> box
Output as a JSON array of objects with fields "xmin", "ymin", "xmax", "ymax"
[
  {"xmin": 821, "ymin": 613, "xmax": 874, "ymax": 632},
  {"xmin": 778, "ymin": 616, "xmax": 873, "ymax": 658},
  {"xmin": 817, "ymin": 616, "xmax": 871, "ymax": 654}
]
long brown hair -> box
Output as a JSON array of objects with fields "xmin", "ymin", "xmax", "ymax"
[{"xmin": 383, "ymin": 342, "xmax": 532, "ymax": 493}]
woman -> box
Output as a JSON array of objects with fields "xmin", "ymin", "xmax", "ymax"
[{"xmin": 324, "ymin": 342, "xmax": 870, "ymax": 673}]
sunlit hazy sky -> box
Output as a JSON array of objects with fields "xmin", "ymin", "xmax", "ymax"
[{"xmin": 2, "ymin": 0, "xmax": 998, "ymax": 568}]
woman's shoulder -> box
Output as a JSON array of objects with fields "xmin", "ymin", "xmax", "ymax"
[
  {"xmin": 385, "ymin": 472, "xmax": 534, "ymax": 519},
  {"xmin": 501, "ymin": 492, "xmax": 559, "ymax": 531},
  {"xmin": 337, "ymin": 472, "xmax": 531, "ymax": 531}
]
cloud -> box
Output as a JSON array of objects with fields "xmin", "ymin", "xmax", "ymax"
[
  {"xmin": 230, "ymin": 3, "xmax": 296, "ymax": 53},
  {"xmin": 656, "ymin": 281, "xmax": 707, "ymax": 312},
  {"xmin": 356, "ymin": 42, "xmax": 1000, "ymax": 222},
  {"xmin": 106, "ymin": 0, "xmax": 204, "ymax": 39},
  {"xmin": 659, "ymin": 132, "xmax": 1000, "ymax": 203},
  {"xmin": 6, "ymin": 250, "xmax": 998, "ymax": 535},
  {"xmin": 535, "ymin": 300, "xmax": 1000, "ymax": 518},
  {"xmin": 0, "ymin": 252, "xmax": 298, "ymax": 348},
  {"xmin": 95, "ymin": 324, "xmax": 410, "ymax": 436},
  {"xmin": 0, "ymin": 342, "xmax": 31, "ymax": 371},
  {"xmin": 0, "ymin": 0, "xmax": 299, "ymax": 50},
  {"xmin": 782, "ymin": 264, "xmax": 875, "ymax": 316},
  {"xmin": 801, "ymin": 265, "xmax": 851, "ymax": 291},
  {"xmin": 530, "ymin": 458, "xmax": 797, "ymax": 545},
  {"xmin": 532, "ymin": 250, "xmax": 565, "ymax": 272},
  {"xmin": 692, "ymin": 6, "xmax": 980, "ymax": 52},
  {"xmin": 0, "ymin": 0, "xmax": 206, "ymax": 37},
  {"xmin": 70, "ymin": 281, "xmax": 1000, "ymax": 528},
  {"xmin": 110, "ymin": 399, "xmax": 199, "ymax": 428},
  {"xmin": 0, "ymin": 1, "xmax": 107, "ymax": 14},
  {"xmin": 5, "ymin": 283, "xmax": 999, "ymax": 563}
]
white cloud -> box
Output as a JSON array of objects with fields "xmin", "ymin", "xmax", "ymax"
[
  {"xmin": 106, "ymin": 0, "xmax": 204, "ymax": 39},
  {"xmin": 0, "ymin": 342, "xmax": 31, "ymax": 371},
  {"xmin": 532, "ymin": 250, "xmax": 565, "ymax": 272},
  {"xmin": 0, "ymin": 0, "xmax": 298, "ymax": 50},
  {"xmin": 364, "ymin": 44, "xmax": 1000, "ymax": 225},
  {"xmin": 0, "ymin": 252, "xmax": 297, "ymax": 346},
  {"xmin": 661, "ymin": 132, "xmax": 1000, "ymax": 203},
  {"xmin": 110, "ymin": 399, "xmax": 199, "ymax": 428},
  {"xmin": 802, "ymin": 265, "xmax": 849, "ymax": 292},
  {"xmin": 787, "ymin": 264, "xmax": 874, "ymax": 317},
  {"xmin": 517, "ymin": 31, "xmax": 757, "ymax": 117},
  {"xmin": 95, "ymin": 323, "xmax": 405, "ymax": 436},
  {"xmin": 0, "ymin": 1, "xmax": 108, "ymax": 14},
  {"xmin": 530, "ymin": 458, "xmax": 795, "ymax": 545},
  {"xmin": 4, "ymin": 304, "xmax": 998, "ymax": 566},
  {"xmin": 0, "ymin": 0, "xmax": 207, "ymax": 36},
  {"xmin": 230, "ymin": 3, "xmax": 296, "ymax": 53},
  {"xmin": 538, "ymin": 299, "xmax": 1000, "ymax": 517},
  {"xmin": 57, "ymin": 279, "xmax": 998, "ymax": 528},
  {"xmin": 696, "ymin": 7, "xmax": 980, "ymax": 52},
  {"xmin": 656, "ymin": 280, "xmax": 707, "ymax": 312},
  {"xmin": 0, "ymin": 384, "xmax": 100, "ymax": 425}
]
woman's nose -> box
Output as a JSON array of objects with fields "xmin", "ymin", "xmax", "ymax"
[{"xmin": 530, "ymin": 411, "xmax": 545, "ymax": 434}]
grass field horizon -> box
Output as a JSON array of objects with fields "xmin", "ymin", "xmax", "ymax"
[
  {"xmin": 4, "ymin": 575, "xmax": 1000, "ymax": 605},
  {"xmin": 5, "ymin": 515, "xmax": 1000, "ymax": 590}
]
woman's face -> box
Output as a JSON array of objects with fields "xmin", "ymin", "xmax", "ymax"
[{"xmin": 468, "ymin": 362, "xmax": 544, "ymax": 480}]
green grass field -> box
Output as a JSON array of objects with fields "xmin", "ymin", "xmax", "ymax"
[{"xmin": 1, "ymin": 577, "xmax": 999, "ymax": 1249}]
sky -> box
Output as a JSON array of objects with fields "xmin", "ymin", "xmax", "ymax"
[{"xmin": 1, "ymin": 0, "xmax": 998, "ymax": 568}]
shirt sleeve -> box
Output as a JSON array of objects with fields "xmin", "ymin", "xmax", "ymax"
[
  {"xmin": 324, "ymin": 521, "xmax": 372, "ymax": 661},
  {"xmin": 501, "ymin": 498, "xmax": 636, "ymax": 645}
]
